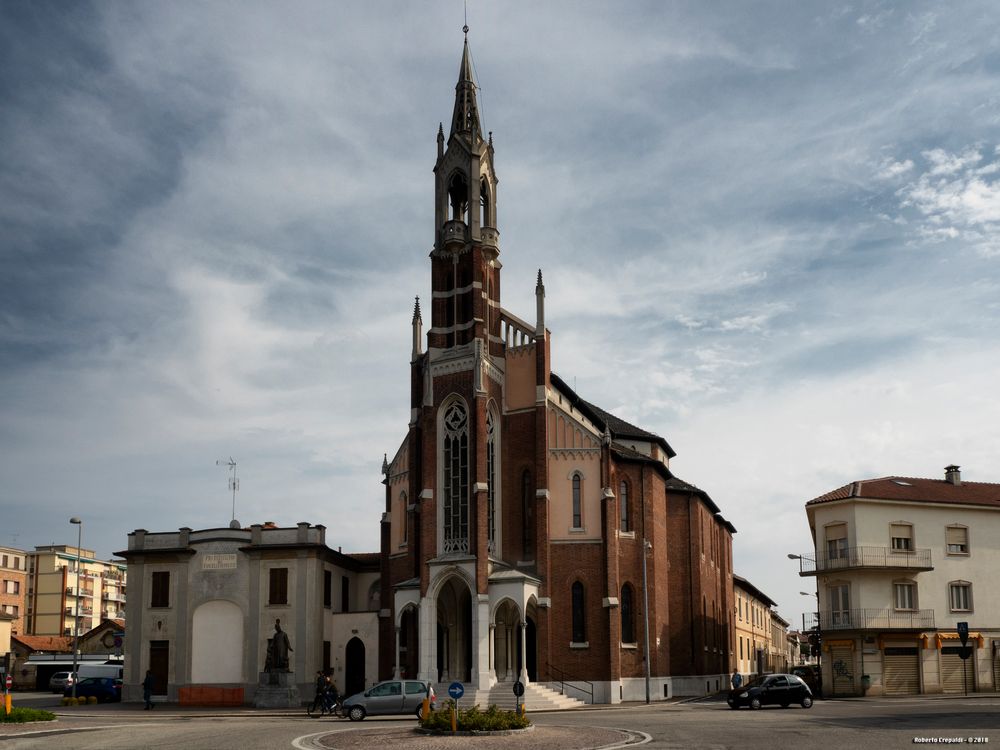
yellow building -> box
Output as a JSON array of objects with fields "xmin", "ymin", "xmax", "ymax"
[
  {"xmin": 733, "ymin": 575, "xmax": 778, "ymax": 678},
  {"xmin": 26, "ymin": 545, "xmax": 126, "ymax": 637}
]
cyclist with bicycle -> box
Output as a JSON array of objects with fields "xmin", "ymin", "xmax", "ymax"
[{"xmin": 308, "ymin": 670, "xmax": 342, "ymax": 717}]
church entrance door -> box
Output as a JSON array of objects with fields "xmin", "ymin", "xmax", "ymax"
[
  {"xmin": 345, "ymin": 637, "xmax": 365, "ymax": 697},
  {"xmin": 399, "ymin": 606, "xmax": 419, "ymax": 679},
  {"xmin": 493, "ymin": 600, "xmax": 520, "ymax": 682},
  {"xmin": 526, "ymin": 615, "xmax": 537, "ymax": 682},
  {"xmin": 436, "ymin": 576, "xmax": 472, "ymax": 683}
]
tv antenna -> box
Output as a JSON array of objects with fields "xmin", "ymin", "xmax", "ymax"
[{"xmin": 216, "ymin": 457, "xmax": 240, "ymax": 523}]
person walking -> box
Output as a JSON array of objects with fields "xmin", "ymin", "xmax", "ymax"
[
  {"xmin": 731, "ymin": 669, "xmax": 743, "ymax": 690},
  {"xmin": 309, "ymin": 671, "xmax": 327, "ymax": 716},
  {"xmin": 142, "ymin": 669, "xmax": 156, "ymax": 710}
]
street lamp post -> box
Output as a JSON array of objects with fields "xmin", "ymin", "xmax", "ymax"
[
  {"xmin": 789, "ymin": 554, "xmax": 822, "ymax": 698},
  {"xmin": 70, "ymin": 517, "xmax": 82, "ymax": 701}
]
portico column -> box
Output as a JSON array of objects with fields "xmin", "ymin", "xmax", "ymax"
[
  {"xmin": 394, "ymin": 626, "xmax": 401, "ymax": 678},
  {"xmin": 489, "ymin": 624, "xmax": 497, "ymax": 679},
  {"xmin": 519, "ymin": 620, "xmax": 529, "ymax": 684}
]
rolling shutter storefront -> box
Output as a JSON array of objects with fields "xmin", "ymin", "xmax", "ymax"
[
  {"xmin": 941, "ymin": 646, "xmax": 975, "ymax": 693},
  {"xmin": 829, "ymin": 645, "xmax": 855, "ymax": 696},
  {"xmin": 882, "ymin": 646, "xmax": 920, "ymax": 695},
  {"xmin": 993, "ymin": 642, "xmax": 1000, "ymax": 692}
]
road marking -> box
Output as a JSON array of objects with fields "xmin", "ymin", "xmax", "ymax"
[
  {"xmin": 291, "ymin": 730, "xmax": 331, "ymax": 749},
  {"xmin": 593, "ymin": 728, "xmax": 652, "ymax": 748},
  {"xmin": 291, "ymin": 727, "xmax": 362, "ymax": 749}
]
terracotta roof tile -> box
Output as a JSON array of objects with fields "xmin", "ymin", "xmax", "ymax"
[
  {"xmin": 13, "ymin": 635, "xmax": 73, "ymax": 653},
  {"xmin": 808, "ymin": 476, "xmax": 1000, "ymax": 508}
]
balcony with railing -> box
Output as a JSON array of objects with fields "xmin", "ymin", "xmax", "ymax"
[
  {"xmin": 804, "ymin": 608, "xmax": 935, "ymax": 632},
  {"xmin": 793, "ymin": 546, "xmax": 932, "ymax": 575},
  {"xmin": 499, "ymin": 309, "xmax": 535, "ymax": 350}
]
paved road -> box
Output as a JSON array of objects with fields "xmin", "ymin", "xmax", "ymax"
[{"xmin": 2, "ymin": 694, "xmax": 998, "ymax": 750}]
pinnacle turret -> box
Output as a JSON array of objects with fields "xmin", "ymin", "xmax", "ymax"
[{"xmin": 450, "ymin": 37, "xmax": 482, "ymax": 141}]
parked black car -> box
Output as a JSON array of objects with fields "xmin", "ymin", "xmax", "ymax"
[
  {"xmin": 727, "ymin": 673, "xmax": 813, "ymax": 710},
  {"xmin": 790, "ymin": 665, "xmax": 821, "ymax": 696}
]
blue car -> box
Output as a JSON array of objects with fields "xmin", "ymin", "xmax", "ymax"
[{"xmin": 65, "ymin": 676, "xmax": 122, "ymax": 703}]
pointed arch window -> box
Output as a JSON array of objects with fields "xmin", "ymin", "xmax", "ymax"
[
  {"xmin": 442, "ymin": 400, "xmax": 470, "ymax": 553},
  {"xmin": 448, "ymin": 173, "xmax": 469, "ymax": 223},
  {"xmin": 571, "ymin": 581, "xmax": 586, "ymax": 643},
  {"xmin": 480, "ymin": 177, "xmax": 492, "ymax": 228},
  {"xmin": 619, "ymin": 480, "xmax": 630, "ymax": 532},
  {"xmin": 400, "ymin": 491, "xmax": 408, "ymax": 546},
  {"xmin": 621, "ymin": 584, "xmax": 636, "ymax": 644},
  {"xmin": 486, "ymin": 409, "xmax": 498, "ymax": 556},
  {"xmin": 572, "ymin": 473, "xmax": 583, "ymax": 529}
]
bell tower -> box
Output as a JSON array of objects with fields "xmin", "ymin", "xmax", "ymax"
[{"xmin": 428, "ymin": 30, "xmax": 501, "ymax": 356}]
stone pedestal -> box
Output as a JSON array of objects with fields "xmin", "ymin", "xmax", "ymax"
[{"xmin": 253, "ymin": 671, "xmax": 300, "ymax": 708}]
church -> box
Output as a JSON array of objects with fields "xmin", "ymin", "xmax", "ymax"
[
  {"xmin": 377, "ymin": 34, "xmax": 738, "ymax": 703},
  {"xmin": 118, "ymin": 34, "xmax": 738, "ymax": 708}
]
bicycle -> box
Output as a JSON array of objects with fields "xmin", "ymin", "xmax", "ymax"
[{"xmin": 307, "ymin": 690, "xmax": 343, "ymax": 718}]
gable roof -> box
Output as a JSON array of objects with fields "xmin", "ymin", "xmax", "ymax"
[
  {"xmin": 809, "ymin": 476, "xmax": 1000, "ymax": 508},
  {"xmin": 733, "ymin": 574, "xmax": 777, "ymax": 608},
  {"xmin": 549, "ymin": 372, "xmax": 676, "ymax": 458},
  {"xmin": 12, "ymin": 635, "xmax": 72, "ymax": 653}
]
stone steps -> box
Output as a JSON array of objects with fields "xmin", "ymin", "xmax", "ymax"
[{"xmin": 432, "ymin": 681, "xmax": 586, "ymax": 711}]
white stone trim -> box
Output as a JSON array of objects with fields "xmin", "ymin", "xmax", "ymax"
[
  {"xmin": 603, "ymin": 597, "xmax": 620, "ymax": 608},
  {"xmin": 431, "ymin": 281, "xmax": 483, "ymax": 298}
]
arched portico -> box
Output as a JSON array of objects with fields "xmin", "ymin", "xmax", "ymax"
[
  {"xmin": 435, "ymin": 576, "xmax": 473, "ymax": 683},
  {"xmin": 492, "ymin": 598, "xmax": 521, "ymax": 682},
  {"xmin": 395, "ymin": 603, "xmax": 419, "ymax": 679}
]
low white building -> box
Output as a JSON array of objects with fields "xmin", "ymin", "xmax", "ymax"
[
  {"xmin": 118, "ymin": 522, "xmax": 379, "ymax": 705},
  {"xmin": 796, "ymin": 465, "xmax": 1000, "ymax": 696}
]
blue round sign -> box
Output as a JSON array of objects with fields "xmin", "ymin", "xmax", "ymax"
[{"xmin": 448, "ymin": 681, "xmax": 465, "ymax": 700}]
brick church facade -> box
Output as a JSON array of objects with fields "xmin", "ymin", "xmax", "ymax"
[{"xmin": 377, "ymin": 35, "xmax": 737, "ymax": 702}]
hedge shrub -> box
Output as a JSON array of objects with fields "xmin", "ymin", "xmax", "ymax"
[
  {"xmin": 0, "ymin": 707, "xmax": 57, "ymax": 723},
  {"xmin": 419, "ymin": 702, "xmax": 530, "ymax": 732}
]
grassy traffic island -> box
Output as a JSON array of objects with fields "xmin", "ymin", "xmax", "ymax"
[
  {"xmin": 1, "ymin": 707, "xmax": 57, "ymax": 723},
  {"xmin": 418, "ymin": 703, "xmax": 531, "ymax": 734}
]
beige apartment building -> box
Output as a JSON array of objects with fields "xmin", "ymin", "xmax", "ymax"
[
  {"xmin": 1, "ymin": 546, "xmax": 28, "ymax": 636},
  {"xmin": 26, "ymin": 545, "xmax": 127, "ymax": 637},
  {"xmin": 796, "ymin": 465, "xmax": 1000, "ymax": 696},
  {"xmin": 733, "ymin": 575, "xmax": 779, "ymax": 678}
]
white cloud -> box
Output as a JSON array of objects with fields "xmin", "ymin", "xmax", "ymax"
[{"xmin": 876, "ymin": 158, "xmax": 914, "ymax": 180}]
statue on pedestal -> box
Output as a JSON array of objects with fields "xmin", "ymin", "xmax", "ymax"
[{"xmin": 266, "ymin": 619, "xmax": 293, "ymax": 672}]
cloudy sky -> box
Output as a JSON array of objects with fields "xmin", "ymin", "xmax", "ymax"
[{"xmin": 3, "ymin": 1, "xmax": 999, "ymax": 630}]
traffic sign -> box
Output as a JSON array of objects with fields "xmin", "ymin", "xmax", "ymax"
[
  {"xmin": 448, "ymin": 681, "xmax": 464, "ymax": 700},
  {"xmin": 957, "ymin": 621, "xmax": 969, "ymax": 647},
  {"xmin": 512, "ymin": 680, "xmax": 524, "ymax": 697},
  {"xmin": 4, "ymin": 675, "xmax": 11, "ymax": 690}
]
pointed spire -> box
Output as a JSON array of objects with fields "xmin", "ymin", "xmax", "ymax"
[
  {"xmin": 381, "ymin": 453, "xmax": 389, "ymax": 476},
  {"xmin": 412, "ymin": 296, "xmax": 423, "ymax": 360},
  {"xmin": 450, "ymin": 33, "xmax": 482, "ymax": 140},
  {"xmin": 535, "ymin": 269, "xmax": 545, "ymax": 336}
]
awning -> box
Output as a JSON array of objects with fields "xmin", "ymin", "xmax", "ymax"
[
  {"xmin": 822, "ymin": 639, "xmax": 855, "ymax": 651},
  {"xmin": 935, "ymin": 632, "xmax": 983, "ymax": 649}
]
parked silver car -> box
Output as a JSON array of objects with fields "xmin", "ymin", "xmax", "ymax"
[
  {"xmin": 342, "ymin": 679, "xmax": 437, "ymax": 721},
  {"xmin": 48, "ymin": 671, "xmax": 75, "ymax": 693}
]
